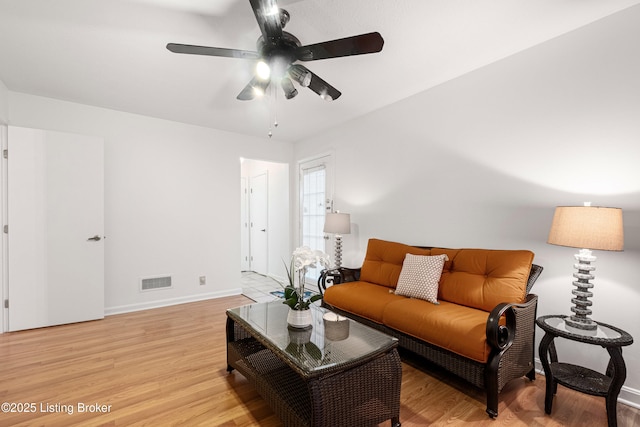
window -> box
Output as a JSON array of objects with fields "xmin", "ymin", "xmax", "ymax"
[{"xmin": 299, "ymin": 155, "xmax": 333, "ymax": 282}]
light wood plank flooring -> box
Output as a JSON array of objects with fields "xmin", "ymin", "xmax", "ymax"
[{"xmin": 1, "ymin": 296, "xmax": 638, "ymax": 426}]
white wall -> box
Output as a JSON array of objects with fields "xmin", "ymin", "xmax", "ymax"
[
  {"xmin": 241, "ymin": 158, "xmax": 290, "ymax": 281},
  {"xmin": 6, "ymin": 92, "xmax": 293, "ymax": 315},
  {"xmin": 295, "ymin": 6, "xmax": 640, "ymax": 405}
]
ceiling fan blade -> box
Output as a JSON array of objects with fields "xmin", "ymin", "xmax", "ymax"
[
  {"xmin": 167, "ymin": 43, "xmax": 259, "ymax": 59},
  {"xmin": 295, "ymin": 32, "xmax": 384, "ymax": 61},
  {"xmin": 249, "ymin": 0, "xmax": 283, "ymax": 43},
  {"xmin": 236, "ymin": 77, "xmax": 270, "ymax": 101},
  {"xmin": 295, "ymin": 65, "xmax": 341, "ymax": 101}
]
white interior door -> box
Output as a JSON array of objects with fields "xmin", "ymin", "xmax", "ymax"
[
  {"xmin": 7, "ymin": 126, "xmax": 104, "ymax": 331},
  {"xmin": 240, "ymin": 177, "xmax": 250, "ymax": 271},
  {"xmin": 249, "ymin": 172, "xmax": 268, "ymax": 275}
]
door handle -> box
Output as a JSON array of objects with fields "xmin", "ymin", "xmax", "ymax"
[
  {"xmin": 260, "ymin": 229, "xmax": 266, "ymax": 232},
  {"xmin": 87, "ymin": 235, "xmax": 102, "ymax": 241}
]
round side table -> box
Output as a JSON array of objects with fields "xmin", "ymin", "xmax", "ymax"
[{"xmin": 536, "ymin": 315, "xmax": 633, "ymax": 427}]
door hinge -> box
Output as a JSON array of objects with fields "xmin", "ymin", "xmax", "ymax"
[
  {"xmin": 2, "ymin": 149, "xmax": 7, "ymax": 159},
  {"xmin": 3, "ymin": 225, "xmax": 7, "ymax": 234},
  {"xmin": 4, "ymin": 299, "xmax": 8, "ymax": 309}
]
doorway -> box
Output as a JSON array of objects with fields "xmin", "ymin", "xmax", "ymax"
[
  {"xmin": 240, "ymin": 158, "xmax": 289, "ymax": 283},
  {"xmin": 249, "ymin": 171, "xmax": 268, "ymax": 275}
]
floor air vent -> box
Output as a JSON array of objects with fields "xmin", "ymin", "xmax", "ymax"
[{"xmin": 140, "ymin": 276, "xmax": 172, "ymax": 291}]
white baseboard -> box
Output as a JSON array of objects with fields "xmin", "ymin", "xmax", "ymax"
[
  {"xmin": 534, "ymin": 358, "xmax": 640, "ymax": 409},
  {"xmin": 619, "ymin": 387, "xmax": 640, "ymax": 410},
  {"xmin": 104, "ymin": 288, "xmax": 243, "ymax": 316}
]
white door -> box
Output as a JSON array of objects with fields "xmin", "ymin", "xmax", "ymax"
[
  {"xmin": 240, "ymin": 177, "xmax": 250, "ymax": 271},
  {"xmin": 7, "ymin": 126, "xmax": 104, "ymax": 331},
  {"xmin": 249, "ymin": 172, "xmax": 268, "ymax": 275}
]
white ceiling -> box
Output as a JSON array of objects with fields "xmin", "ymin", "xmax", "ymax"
[{"xmin": 1, "ymin": 0, "xmax": 639, "ymax": 142}]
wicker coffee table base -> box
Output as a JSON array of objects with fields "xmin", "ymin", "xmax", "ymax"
[{"xmin": 227, "ymin": 318, "xmax": 402, "ymax": 427}]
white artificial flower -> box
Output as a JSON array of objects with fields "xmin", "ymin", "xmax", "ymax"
[
  {"xmin": 282, "ymin": 247, "xmax": 330, "ymax": 310},
  {"xmin": 291, "ymin": 246, "xmax": 330, "ymax": 271}
]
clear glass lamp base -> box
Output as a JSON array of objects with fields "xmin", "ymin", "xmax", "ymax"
[
  {"xmin": 565, "ymin": 316, "xmax": 597, "ymax": 331},
  {"xmin": 567, "ymin": 248, "xmax": 598, "ymax": 331}
]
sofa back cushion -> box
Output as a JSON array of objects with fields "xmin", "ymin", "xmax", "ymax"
[
  {"xmin": 359, "ymin": 239, "xmax": 534, "ymax": 312},
  {"xmin": 360, "ymin": 239, "xmax": 431, "ymax": 288},
  {"xmin": 431, "ymin": 248, "xmax": 534, "ymax": 312}
]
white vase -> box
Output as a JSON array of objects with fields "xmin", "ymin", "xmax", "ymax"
[{"xmin": 287, "ymin": 308, "xmax": 313, "ymax": 329}]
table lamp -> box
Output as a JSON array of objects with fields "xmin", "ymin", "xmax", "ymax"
[
  {"xmin": 323, "ymin": 212, "xmax": 351, "ymax": 268},
  {"xmin": 547, "ymin": 204, "xmax": 624, "ymax": 331}
]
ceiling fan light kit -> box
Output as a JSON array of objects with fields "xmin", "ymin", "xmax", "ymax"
[
  {"xmin": 288, "ymin": 64, "xmax": 312, "ymax": 88},
  {"xmin": 280, "ymin": 77, "xmax": 298, "ymax": 99},
  {"xmin": 256, "ymin": 61, "xmax": 271, "ymax": 80},
  {"xmin": 166, "ymin": 0, "xmax": 384, "ymax": 103}
]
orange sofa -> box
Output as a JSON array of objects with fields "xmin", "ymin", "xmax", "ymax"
[{"xmin": 320, "ymin": 238, "xmax": 543, "ymax": 418}]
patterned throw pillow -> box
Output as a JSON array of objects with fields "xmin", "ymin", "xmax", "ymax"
[{"xmin": 395, "ymin": 253, "xmax": 449, "ymax": 304}]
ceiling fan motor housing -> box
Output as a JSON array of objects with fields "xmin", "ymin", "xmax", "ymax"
[{"xmin": 257, "ymin": 31, "xmax": 300, "ymax": 79}]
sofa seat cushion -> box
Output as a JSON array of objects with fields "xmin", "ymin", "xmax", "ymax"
[
  {"xmin": 382, "ymin": 298, "xmax": 492, "ymax": 363},
  {"xmin": 359, "ymin": 239, "xmax": 431, "ymax": 289},
  {"xmin": 323, "ymin": 281, "xmax": 406, "ymax": 324}
]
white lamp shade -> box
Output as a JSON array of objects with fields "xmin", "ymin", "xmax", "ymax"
[
  {"xmin": 323, "ymin": 213, "xmax": 351, "ymax": 235},
  {"xmin": 547, "ymin": 206, "xmax": 623, "ymax": 251}
]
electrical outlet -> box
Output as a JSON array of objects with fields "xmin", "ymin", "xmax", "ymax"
[{"xmin": 199, "ymin": 276, "xmax": 206, "ymax": 286}]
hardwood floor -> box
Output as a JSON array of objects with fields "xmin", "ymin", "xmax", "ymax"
[{"xmin": 1, "ymin": 296, "xmax": 638, "ymax": 426}]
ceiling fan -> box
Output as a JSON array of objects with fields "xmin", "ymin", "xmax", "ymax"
[{"xmin": 166, "ymin": 0, "xmax": 384, "ymax": 101}]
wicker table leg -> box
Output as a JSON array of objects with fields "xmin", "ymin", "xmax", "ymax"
[
  {"xmin": 226, "ymin": 316, "xmax": 235, "ymax": 373},
  {"xmin": 538, "ymin": 331, "xmax": 557, "ymax": 414},
  {"xmin": 308, "ymin": 349, "xmax": 402, "ymax": 427},
  {"xmin": 604, "ymin": 346, "xmax": 627, "ymax": 427}
]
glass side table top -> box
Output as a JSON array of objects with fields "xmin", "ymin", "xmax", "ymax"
[
  {"xmin": 227, "ymin": 300, "xmax": 398, "ymax": 374},
  {"xmin": 537, "ymin": 315, "xmax": 633, "ymax": 346}
]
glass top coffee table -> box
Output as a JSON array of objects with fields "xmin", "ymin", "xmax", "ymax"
[{"xmin": 226, "ymin": 300, "xmax": 401, "ymax": 427}]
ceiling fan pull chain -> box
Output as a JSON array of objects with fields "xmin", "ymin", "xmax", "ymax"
[
  {"xmin": 268, "ymin": 83, "xmax": 278, "ymax": 138},
  {"xmin": 273, "ymin": 82, "xmax": 278, "ymax": 128}
]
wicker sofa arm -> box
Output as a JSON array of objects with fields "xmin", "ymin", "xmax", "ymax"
[
  {"xmin": 317, "ymin": 267, "xmax": 361, "ymax": 296},
  {"xmin": 484, "ymin": 293, "xmax": 538, "ymax": 418},
  {"xmin": 486, "ymin": 263, "xmax": 542, "ymax": 350},
  {"xmin": 486, "ymin": 294, "xmax": 538, "ymax": 350}
]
